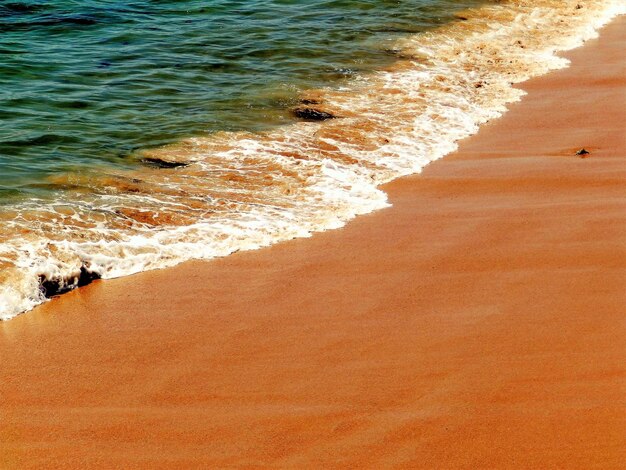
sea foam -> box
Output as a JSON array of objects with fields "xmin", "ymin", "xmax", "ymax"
[{"xmin": 1, "ymin": 0, "xmax": 624, "ymax": 320}]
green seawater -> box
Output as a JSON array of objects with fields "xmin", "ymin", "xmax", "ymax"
[{"xmin": 0, "ymin": 0, "xmax": 483, "ymax": 201}]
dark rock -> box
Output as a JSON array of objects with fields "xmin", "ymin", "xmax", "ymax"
[
  {"xmin": 39, "ymin": 276, "xmax": 61, "ymax": 298},
  {"xmin": 39, "ymin": 267, "xmax": 101, "ymax": 299},
  {"xmin": 293, "ymin": 107, "xmax": 336, "ymax": 121},
  {"xmin": 141, "ymin": 157, "xmax": 190, "ymax": 169},
  {"xmin": 576, "ymin": 148, "xmax": 590, "ymax": 156},
  {"xmin": 77, "ymin": 266, "xmax": 101, "ymax": 287}
]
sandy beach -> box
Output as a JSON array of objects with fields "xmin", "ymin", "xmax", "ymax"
[{"xmin": 1, "ymin": 14, "xmax": 624, "ymax": 470}]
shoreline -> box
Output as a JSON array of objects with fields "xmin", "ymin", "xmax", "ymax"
[
  {"xmin": 2, "ymin": 0, "xmax": 621, "ymax": 321},
  {"xmin": 1, "ymin": 14, "xmax": 625, "ymax": 470}
]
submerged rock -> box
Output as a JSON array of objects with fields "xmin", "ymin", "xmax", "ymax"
[
  {"xmin": 293, "ymin": 107, "xmax": 336, "ymax": 121},
  {"xmin": 141, "ymin": 157, "xmax": 190, "ymax": 169}
]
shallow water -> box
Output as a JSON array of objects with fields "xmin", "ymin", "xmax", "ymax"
[
  {"xmin": 0, "ymin": 0, "xmax": 484, "ymax": 197},
  {"xmin": 0, "ymin": 0, "xmax": 623, "ymax": 319}
]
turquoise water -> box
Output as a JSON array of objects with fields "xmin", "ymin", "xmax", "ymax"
[{"xmin": 0, "ymin": 0, "xmax": 482, "ymax": 199}]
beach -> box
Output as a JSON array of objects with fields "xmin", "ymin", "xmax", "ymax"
[{"xmin": 1, "ymin": 12, "xmax": 625, "ymax": 470}]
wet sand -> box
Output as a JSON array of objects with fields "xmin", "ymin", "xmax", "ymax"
[{"xmin": 1, "ymin": 16, "xmax": 624, "ymax": 470}]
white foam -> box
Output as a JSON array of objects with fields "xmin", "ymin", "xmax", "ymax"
[{"xmin": 1, "ymin": 0, "xmax": 623, "ymax": 320}]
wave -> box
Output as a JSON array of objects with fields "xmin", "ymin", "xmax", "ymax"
[{"xmin": 0, "ymin": 0, "xmax": 623, "ymax": 320}]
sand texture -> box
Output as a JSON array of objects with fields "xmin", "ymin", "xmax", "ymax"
[{"xmin": 1, "ymin": 16, "xmax": 624, "ymax": 470}]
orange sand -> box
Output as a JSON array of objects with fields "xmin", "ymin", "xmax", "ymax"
[{"xmin": 1, "ymin": 17, "xmax": 625, "ymax": 470}]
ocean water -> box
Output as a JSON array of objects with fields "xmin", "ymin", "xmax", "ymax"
[
  {"xmin": 1, "ymin": 0, "xmax": 484, "ymax": 195},
  {"xmin": 0, "ymin": 0, "xmax": 623, "ymax": 319}
]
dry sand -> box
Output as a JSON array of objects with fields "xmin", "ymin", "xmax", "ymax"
[{"xmin": 1, "ymin": 16, "xmax": 624, "ymax": 470}]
